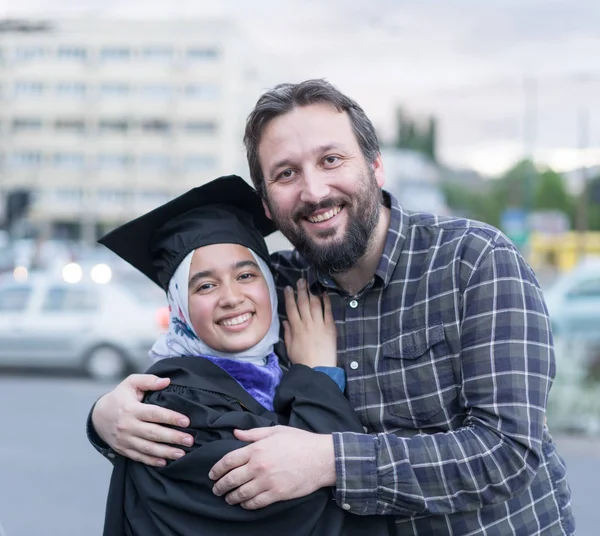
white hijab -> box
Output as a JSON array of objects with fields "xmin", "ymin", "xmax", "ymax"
[{"xmin": 149, "ymin": 247, "xmax": 280, "ymax": 365}]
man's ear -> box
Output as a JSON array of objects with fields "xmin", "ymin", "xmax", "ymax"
[
  {"xmin": 372, "ymin": 153, "xmax": 385, "ymax": 189},
  {"xmin": 262, "ymin": 199, "xmax": 273, "ymax": 220}
]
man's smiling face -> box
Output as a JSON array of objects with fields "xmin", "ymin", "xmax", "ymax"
[{"xmin": 258, "ymin": 102, "xmax": 385, "ymax": 274}]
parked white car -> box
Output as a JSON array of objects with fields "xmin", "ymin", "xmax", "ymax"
[
  {"xmin": 0, "ymin": 273, "xmax": 168, "ymax": 381},
  {"xmin": 543, "ymin": 257, "xmax": 600, "ymax": 434},
  {"xmin": 544, "ymin": 257, "xmax": 600, "ymax": 342}
]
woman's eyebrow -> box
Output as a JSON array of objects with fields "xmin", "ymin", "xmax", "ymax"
[
  {"xmin": 189, "ymin": 269, "xmax": 213, "ymax": 287},
  {"xmin": 234, "ymin": 260, "xmax": 259, "ymax": 270}
]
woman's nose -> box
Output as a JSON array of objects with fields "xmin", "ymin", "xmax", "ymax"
[{"xmin": 218, "ymin": 284, "xmax": 244, "ymax": 307}]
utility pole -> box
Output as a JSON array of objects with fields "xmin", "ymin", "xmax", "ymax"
[
  {"xmin": 576, "ymin": 108, "xmax": 590, "ymax": 262},
  {"xmin": 512, "ymin": 74, "xmax": 538, "ymax": 254},
  {"xmin": 523, "ymin": 76, "xmax": 537, "ymax": 161},
  {"xmin": 523, "ymin": 75, "xmax": 537, "ymax": 211}
]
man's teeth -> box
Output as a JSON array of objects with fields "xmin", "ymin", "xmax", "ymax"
[
  {"xmin": 220, "ymin": 313, "xmax": 252, "ymax": 326},
  {"xmin": 308, "ymin": 206, "xmax": 341, "ymax": 223}
]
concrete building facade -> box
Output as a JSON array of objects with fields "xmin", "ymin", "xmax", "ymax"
[{"xmin": 0, "ymin": 18, "xmax": 262, "ymax": 241}]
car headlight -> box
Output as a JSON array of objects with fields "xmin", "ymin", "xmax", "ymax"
[
  {"xmin": 90, "ymin": 263, "xmax": 112, "ymax": 284},
  {"xmin": 13, "ymin": 266, "xmax": 28, "ymax": 282},
  {"xmin": 62, "ymin": 262, "xmax": 82, "ymax": 284}
]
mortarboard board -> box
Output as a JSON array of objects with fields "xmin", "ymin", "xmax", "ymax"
[{"xmin": 98, "ymin": 175, "xmax": 276, "ymax": 291}]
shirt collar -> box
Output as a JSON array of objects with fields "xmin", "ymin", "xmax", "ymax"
[{"xmin": 306, "ymin": 190, "xmax": 408, "ymax": 295}]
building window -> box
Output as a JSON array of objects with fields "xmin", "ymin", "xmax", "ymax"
[
  {"xmin": 184, "ymin": 84, "xmax": 219, "ymax": 100},
  {"xmin": 97, "ymin": 154, "xmax": 132, "ymax": 169},
  {"xmin": 56, "ymin": 82, "xmax": 87, "ymax": 97},
  {"xmin": 12, "ymin": 118, "xmax": 43, "ymax": 133},
  {"xmin": 14, "ymin": 82, "xmax": 44, "ymax": 96},
  {"xmin": 55, "ymin": 119, "xmax": 86, "ymax": 134},
  {"xmin": 100, "ymin": 83, "xmax": 130, "ymax": 96},
  {"xmin": 141, "ymin": 47, "xmax": 174, "ymax": 61},
  {"xmin": 57, "ymin": 46, "xmax": 87, "ymax": 61},
  {"xmin": 141, "ymin": 119, "xmax": 171, "ymax": 134},
  {"xmin": 54, "ymin": 189, "xmax": 83, "ymax": 204},
  {"xmin": 9, "ymin": 151, "xmax": 42, "ymax": 167},
  {"xmin": 183, "ymin": 154, "xmax": 217, "ymax": 171},
  {"xmin": 14, "ymin": 46, "xmax": 46, "ymax": 62},
  {"xmin": 139, "ymin": 154, "xmax": 171, "ymax": 170},
  {"xmin": 100, "ymin": 47, "xmax": 131, "ymax": 61},
  {"xmin": 140, "ymin": 191, "xmax": 172, "ymax": 204},
  {"xmin": 98, "ymin": 119, "xmax": 129, "ymax": 133},
  {"xmin": 97, "ymin": 189, "xmax": 130, "ymax": 207},
  {"xmin": 53, "ymin": 152, "xmax": 85, "ymax": 169},
  {"xmin": 140, "ymin": 84, "xmax": 173, "ymax": 99},
  {"xmin": 186, "ymin": 47, "xmax": 219, "ymax": 60},
  {"xmin": 184, "ymin": 120, "xmax": 217, "ymax": 135}
]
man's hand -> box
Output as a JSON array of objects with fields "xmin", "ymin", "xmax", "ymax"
[
  {"xmin": 91, "ymin": 374, "xmax": 194, "ymax": 466},
  {"xmin": 209, "ymin": 426, "xmax": 336, "ymax": 510},
  {"xmin": 283, "ymin": 279, "xmax": 337, "ymax": 368}
]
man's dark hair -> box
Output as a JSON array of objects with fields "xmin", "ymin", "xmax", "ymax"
[{"xmin": 243, "ymin": 79, "xmax": 380, "ymax": 198}]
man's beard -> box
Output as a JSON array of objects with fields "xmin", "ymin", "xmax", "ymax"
[{"xmin": 266, "ymin": 168, "xmax": 381, "ymax": 276}]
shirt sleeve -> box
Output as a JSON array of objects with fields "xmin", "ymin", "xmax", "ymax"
[
  {"xmin": 86, "ymin": 400, "xmax": 118, "ymax": 463},
  {"xmin": 332, "ymin": 242, "xmax": 554, "ymax": 516},
  {"xmin": 314, "ymin": 367, "xmax": 347, "ymax": 391}
]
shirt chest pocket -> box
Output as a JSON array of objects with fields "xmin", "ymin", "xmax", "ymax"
[{"xmin": 379, "ymin": 324, "xmax": 458, "ymax": 422}]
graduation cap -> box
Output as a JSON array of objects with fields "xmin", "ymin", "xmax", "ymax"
[{"xmin": 99, "ymin": 175, "xmax": 277, "ymax": 291}]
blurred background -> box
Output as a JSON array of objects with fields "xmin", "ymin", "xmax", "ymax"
[{"xmin": 0, "ymin": 0, "xmax": 599, "ymax": 534}]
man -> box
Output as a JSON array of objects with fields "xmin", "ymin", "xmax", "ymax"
[{"xmin": 89, "ymin": 79, "xmax": 574, "ymax": 534}]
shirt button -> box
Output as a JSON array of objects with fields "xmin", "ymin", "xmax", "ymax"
[
  {"xmin": 342, "ymin": 503, "xmax": 351, "ymax": 511},
  {"xmin": 107, "ymin": 451, "xmax": 116, "ymax": 459},
  {"xmin": 349, "ymin": 299, "xmax": 358, "ymax": 308},
  {"xmin": 350, "ymin": 361, "xmax": 359, "ymax": 370}
]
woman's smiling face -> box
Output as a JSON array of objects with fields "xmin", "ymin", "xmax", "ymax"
[{"xmin": 187, "ymin": 243, "xmax": 272, "ymax": 354}]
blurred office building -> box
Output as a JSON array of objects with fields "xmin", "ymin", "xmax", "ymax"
[
  {"xmin": 380, "ymin": 148, "xmax": 451, "ymax": 216},
  {"xmin": 0, "ymin": 17, "xmax": 262, "ymax": 242}
]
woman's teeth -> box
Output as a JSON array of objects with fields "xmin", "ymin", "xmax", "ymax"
[{"xmin": 219, "ymin": 313, "xmax": 252, "ymax": 326}]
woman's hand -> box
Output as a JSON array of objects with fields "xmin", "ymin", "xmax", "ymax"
[{"xmin": 283, "ymin": 279, "xmax": 337, "ymax": 368}]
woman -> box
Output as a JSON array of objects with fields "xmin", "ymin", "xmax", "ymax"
[{"xmin": 99, "ymin": 175, "xmax": 389, "ymax": 536}]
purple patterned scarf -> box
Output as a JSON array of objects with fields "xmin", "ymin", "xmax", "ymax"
[{"xmin": 202, "ymin": 353, "xmax": 282, "ymax": 410}]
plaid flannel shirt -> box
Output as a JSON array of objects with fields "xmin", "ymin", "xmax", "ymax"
[{"xmin": 271, "ymin": 192, "xmax": 574, "ymax": 535}]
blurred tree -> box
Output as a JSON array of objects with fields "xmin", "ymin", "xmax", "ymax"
[
  {"xmin": 498, "ymin": 159, "xmax": 536, "ymax": 205},
  {"xmin": 590, "ymin": 175, "xmax": 600, "ymax": 205},
  {"xmin": 478, "ymin": 159, "xmax": 538, "ymax": 228},
  {"xmin": 395, "ymin": 107, "xmax": 437, "ymax": 162},
  {"xmin": 440, "ymin": 181, "xmax": 496, "ymax": 225},
  {"xmin": 442, "ymin": 160, "xmax": 578, "ymax": 230},
  {"xmin": 533, "ymin": 169, "xmax": 575, "ymax": 226},
  {"xmin": 5, "ymin": 189, "xmax": 32, "ymax": 232},
  {"xmin": 587, "ymin": 175, "xmax": 600, "ymax": 231},
  {"xmin": 424, "ymin": 117, "xmax": 437, "ymax": 163}
]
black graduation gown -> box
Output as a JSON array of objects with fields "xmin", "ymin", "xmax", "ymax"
[{"xmin": 103, "ymin": 357, "xmax": 390, "ymax": 536}]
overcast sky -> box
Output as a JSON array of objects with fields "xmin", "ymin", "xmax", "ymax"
[{"xmin": 2, "ymin": 0, "xmax": 600, "ymax": 175}]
